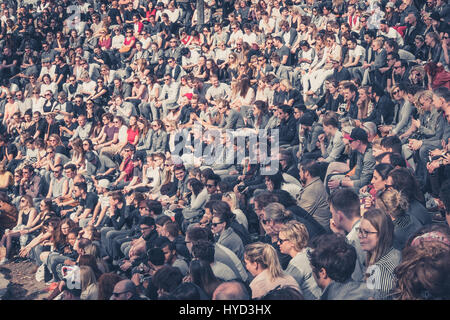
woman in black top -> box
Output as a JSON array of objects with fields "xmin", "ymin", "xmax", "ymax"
[{"xmin": 313, "ymin": 80, "xmax": 344, "ymax": 113}]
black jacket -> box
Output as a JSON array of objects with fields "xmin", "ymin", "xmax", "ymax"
[{"xmin": 278, "ymin": 116, "xmax": 297, "ymax": 146}]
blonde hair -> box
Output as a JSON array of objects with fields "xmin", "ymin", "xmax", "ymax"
[
  {"xmin": 414, "ymin": 90, "xmax": 433, "ymax": 115},
  {"xmin": 224, "ymin": 192, "xmax": 239, "ymax": 210},
  {"xmin": 376, "ymin": 188, "xmax": 409, "ymax": 220},
  {"xmin": 280, "ymin": 79, "xmax": 293, "ymax": 91},
  {"xmin": 244, "ymin": 242, "xmax": 284, "ymax": 280},
  {"xmin": 279, "ymin": 221, "xmax": 309, "ymax": 252},
  {"xmin": 263, "ymin": 203, "xmax": 293, "ymax": 223}
]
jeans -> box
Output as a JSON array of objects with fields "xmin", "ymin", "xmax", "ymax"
[{"xmin": 47, "ymin": 252, "xmax": 73, "ymax": 281}]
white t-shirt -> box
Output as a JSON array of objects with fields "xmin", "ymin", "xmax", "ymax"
[
  {"xmin": 228, "ymin": 30, "xmax": 244, "ymax": 46},
  {"xmin": 118, "ymin": 125, "xmax": 128, "ymax": 144},
  {"xmin": 79, "ymin": 80, "xmax": 96, "ymax": 95},
  {"xmin": 348, "ymin": 45, "xmax": 365, "ymax": 63},
  {"xmin": 242, "ymin": 32, "xmax": 257, "ymax": 45},
  {"xmin": 259, "ymin": 18, "xmax": 275, "ymax": 34}
]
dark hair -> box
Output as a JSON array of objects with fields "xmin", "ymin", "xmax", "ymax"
[
  {"xmin": 272, "ymin": 190, "xmax": 297, "ymax": 208},
  {"xmin": 186, "ymin": 226, "xmax": 214, "ymax": 242},
  {"xmin": 381, "ymin": 136, "xmax": 402, "ymax": 154},
  {"xmin": 322, "ymin": 113, "xmax": 339, "ymax": 128},
  {"xmin": 146, "ymin": 200, "xmax": 163, "ymax": 216},
  {"xmin": 152, "ymin": 266, "xmax": 183, "ymax": 293},
  {"xmin": 155, "ymin": 215, "xmax": 171, "ymax": 227},
  {"xmin": 64, "ymin": 163, "xmax": 77, "ymax": 172},
  {"xmin": 308, "ymin": 234, "xmax": 357, "ymax": 283},
  {"xmin": 191, "ymin": 240, "xmax": 215, "ymax": 263},
  {"xmin": 374, "ymin": 163, "xmax": 394, "ymax": 180},
  {"xmin": 139, "ymin": 216, "xmax": 156, "ymax": 227},
  {"xmin": 211, "ymin": 201, "xmax": 233, "ymax": 228},
  {"xmin": 263, "ymin": 170, "xmax": 283, "ymax": 190},
  {"xmin": 97, "ymin": 273, "xmax": 124, "ymax": 300},
  {"xmin": 171, "ymin": 282, "xmax": 205, "ymax": 300},
  {"xmin": 388, "ymin": 168, "xmax": 424, "ymax": 203},
  {"xmin": 328, "ymin": 188, "xmax": 360, "ymax": 219},
  {"xmin": 261, "ymin": 286, "xmax": 304, "ymax": 300},
  {"xmin": 253, "ymin": 191, "xmax": 279, "ymax": 209},
  {"xmin": 189, "ymin": 259, "xmax": 222, "ymax": 298},
  {"xmin": 439, "ymin": 180, "xmax": 450, "ymax": 215},
  {"xmin": 188, "ymin": 178, "xmax": 204, "ymax": 196},
  {"xmin": 74, "ymin": 181, "xmax": 87, "ymax": 193},
  {"xmin": 299, "ymin": 159, "xmax": 321, "ymax": 178},
  {"xmin": 148, "ymin": 247, "xmax": 165, "ymax": 266},
  {"xmin": 206, "ymin": 173, "xmax": 221, "ymax": 186}
]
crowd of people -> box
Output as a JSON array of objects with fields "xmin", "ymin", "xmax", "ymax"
[{"xmin": 0, "ymin": 0, "xmax": 449, "ymax": 301}]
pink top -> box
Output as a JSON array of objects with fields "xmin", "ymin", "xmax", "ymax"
[{"xmin": 250, "ymin": 269, "xmax": 300, "ymax": 299}]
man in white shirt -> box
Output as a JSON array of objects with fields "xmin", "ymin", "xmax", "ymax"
[
  {"xmin": 227, "ymin": 23, "xmax": 244, "ymax": 48},
  {"xmin": 113, "ymin": 95, "xmax": 134, "ymax": 120},
  {"xmin": 378, "ymin": 19, "xmax": 404, "ymax": 47},
  {"xmin": 344, "ymin": 37, "xmax": 365, "ymax": 68},
  {"xmin": 38, "ymin": 59, "xmax": 56, "ymax": 82},
  {"xmin": 151, "ymin": 73, "xmax": 180, "ymax": 120},
  {"xmin": 77, "ymin": 72, "xmax": 96, "ymax": 97},
  {"xmin": 259, "ymin": 11, "xmax": 275, "ymax": 34},
  {"xmin": 205, "ymin": 75, "xmax": 231, "ymax": 106},
  {"xmin": 70, "ymin": 114, "xmax": 92, "ymax": 143},
  {"xmin": 181, "ymin": 48, "xmax": 201, "ymax": 72}
]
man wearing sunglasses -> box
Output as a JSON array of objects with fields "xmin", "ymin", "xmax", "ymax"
[{"xmin": 110, "ymin": 280, "xmax": 141, "ymax": 300}]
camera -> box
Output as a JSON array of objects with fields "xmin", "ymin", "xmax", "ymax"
[{"xmin": 237, "ymin": 184, "xmax": 246, "ymax": 193}]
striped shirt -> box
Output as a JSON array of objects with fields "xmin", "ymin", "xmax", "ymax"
[{"xmin": 367, "ymin": 247, "xmax": 402, "ymax": 300}]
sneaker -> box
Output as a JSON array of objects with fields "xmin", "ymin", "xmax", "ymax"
[{"xmin": 0, "ymin": 257, "xmax": 9, "ymax": 265}]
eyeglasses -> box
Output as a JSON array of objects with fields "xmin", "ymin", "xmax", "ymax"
[
  {"xmin": 277, "ymin": 238, "xmax": 289, "ymax": 244},
  {"xmin": 392, "ymin": 90, "xmax": 400, "ymax": 95},
  {"xmin": 356, "ymin": 227, "xmax": 378, "ymax": 238},
  {"xmin": 111, "ymin": 291, "xmax": 130, "ymax": 297},
  {"xmin": 211, "ymin": 221, "xmax": 223, "ymax": 227},
  {"xmin": 261, "ymin": 217, "xmax": 271, "ymax": 225}
]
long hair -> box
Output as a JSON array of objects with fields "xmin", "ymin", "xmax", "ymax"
[
  {"xmin": 187, "ymin": 178, "xmax": 204, "ymax": 196},
  {"xmin": 253, "ymin": 100, "xmax": 268, "ymax": 127},
  {"xmin": 239, "ymin": 77, "xmax": 251, "ymax": 98},
  {"xmin": 357, "ymin": 86, "xmax": 372, "ymax": 119},
  {"xmin": 97, "ymin": 273, "xmax": 123, "ymax": 300},
  {"xmin": 79, "ymin": 265, "xmax": 98, "ymax": 293},
  {"xmin": 362, "ymin": 209, "xmax": 394, "ymax": 267},
  {"xmin": 189, "ymin": 259, "xmax": 221, "ymax": 298},
  {"xmin": 244, "ymin": 242, "xmax": 284, "ymax": 280}
]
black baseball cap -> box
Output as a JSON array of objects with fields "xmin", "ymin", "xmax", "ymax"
[{"xmin": 344, "ymin": 127, "xmax": 368, "ymax": 143}]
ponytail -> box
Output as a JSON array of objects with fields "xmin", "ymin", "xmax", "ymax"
[{"xmin": 262, "ymin": 244, "xmax": 283, "ymax": 280}]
